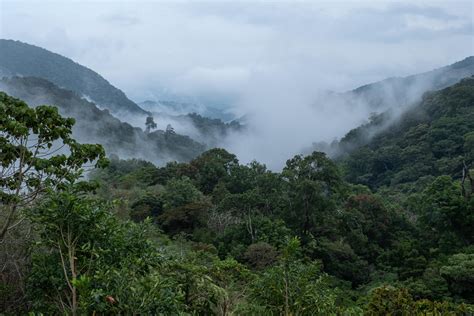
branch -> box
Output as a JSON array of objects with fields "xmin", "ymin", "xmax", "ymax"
[{"xmin": 0, "ymin": 204, "xmax": 18, "ymax": 242}]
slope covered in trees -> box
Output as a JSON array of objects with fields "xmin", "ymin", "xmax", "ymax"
[
  {"xmin": 0, "ymin": 76, "xmax": 205, "ymax": 163},
  {"xmin": 1, "ymin": 75, "xmax": 473, "ymax": 314},
  {"xmin": 85, "ymin": 77, "xmax": 474, "ymax": 313},
  {"xmin": 139, "ymin": 99, "xmax": 237, "ymax": 122},
  {"xmin": 0, "ymin": 39, "xmax": 147, "ymax": 115},
  {"xmin": 343, "ymin": 56, "xmax": 474, "ymax": 111},
  {"xmin": 341, "ymin": 76, "xmax": 474, "ymax": 191}
]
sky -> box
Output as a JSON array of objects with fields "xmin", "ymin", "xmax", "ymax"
[
  {"xmin": 1, "ymin": 0, "xmax": 473, "ymax": 168},
  {"xmin": 1, "ymin": 0, "xmax": 472, "ymax": 103}
]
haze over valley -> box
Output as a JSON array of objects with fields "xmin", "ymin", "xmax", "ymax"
[
  {"xmin": 1, "ymin": 1, "xmax": 473, "ymax": 168},
  {"xmin": 1, "ymin": 1, "xmax": 474, "ymax": 314},
  {"xmin": 0, "ymin": 38, "xmax": 472, "ymax": 168}
]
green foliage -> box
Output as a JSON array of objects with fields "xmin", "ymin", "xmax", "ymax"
[
  {"xmin": 309, "ymin": 237, "xmax": 371, "ymax": 286},
  {"xmin": 1, "ymin": 76, "xmax": 207, "ymax": 163},
  {"xmin": 365, "ymin": 285, "xmax": 474, "ymax": 315},
  {"xmin": 464, "ymin": 131, "xmax": 474, "ymax": 160},
  {"xmin": 215, "ymin": 216, "xmax": 292, "ymax": 258},
  {"xmin": 245, "ymin": 237, "xmax": 340, "ymax": 315},
  {"xmin": 0, "ymin": 92, "xmax": 106, "ymax": 205},
  {"xmin": 342, "ymin": 78, "xmax": 474, "ymax": 189},
  {"xmin": 130, "ymin": 193, "xmax": 163, "ymax": 222},
  {"xmin": 159, "ymin": 201, "xmax": 211, "ymax": 235},
  {"xmin": 282, "ymin": 151, "xmax": 343, "ymax": 236},
  {"xmin": 243, "ymin": 242, "xmax": 279, "ymax": 270},
  {"xmin": 79, "ymin": 143, "xmax": 474, "ymax": 313},
  {"xmin": 7, "ymin": 77, "xmax": 474, "ymax": 313},
  {"xmin": 26, "ymin": 189, "xmax": 185, "ymax": 314},
  {"xmin": 419, "ymin": 176, "xmax": 473, "ymax": 251},
  {"xmin": 161, "ymin": 176, "xmax": 204, "ymax": 211},
  {"xmin": 365, "ymin": 286, "xmax": 414, "ymax": 315},
  {"xmin": 440, "ymin": 253, "xmax": 474, "ymax": 300},
  {"xmin": 190, "ymin": 148, "xmax": 238, "ymax": 194}
]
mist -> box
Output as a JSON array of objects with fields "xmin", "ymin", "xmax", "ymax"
[
  {"xmin": 1, "ymin": 0, "xmax": 473, "ymax": 169},
  {"xmin": 220, "ymin": 69, "xmax": 431, "ymax": 169}
]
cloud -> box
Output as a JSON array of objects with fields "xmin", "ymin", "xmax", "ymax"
[
  {"xmin": 172, "ymin": 66, "xmax": 250, "ymax": 100},
  {"xmin": 101, "ymin": 13, "xmax": 141, "ymax": 27},
  {"xmin": 1, "ymin": 0, "xmax": 472, "ymax": 168}
]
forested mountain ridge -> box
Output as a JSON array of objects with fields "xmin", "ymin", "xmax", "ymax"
[
  {"xmin": 2, "ymin": 77, "xmax": 474, "ymax": 314},
  {"xmin": 2, "ymin": 39, "xmax": 472, "ymax": 123},
  {"xmin": 163, "ymin": 112, "xmax": 242, "ymax": 147},
  {"xmin": 73, "ymin": 77, "xmax": 472, "ymax": 313},
  {"xmin": 343, "ymin": 56, "xmax": 474, "ymax": 111},
  {"xmin": 0, "ymin": 39, "xmax": 147, "ymax": 115},
  {"xmin": 0, "ymin": 76, "xmax": 205, "ymax": 162},
  {"xmin": 1, "ymin": 41, "xmax": 474, "ymax": 314},
  {"xmin": 0, "ymin": 40, "xmax": 242, "ymax": 150},
  {"xmin": 139, "ymin": 99, "xmax": 237, "ymax": 122},
  {"xmin": 341, "ymin": 76, "xmax": 474, "ymax": 190}
]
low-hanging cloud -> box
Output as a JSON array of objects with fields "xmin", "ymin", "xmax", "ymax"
[{"xmin": 1, "ymin": 0, "xmax": 472, "ymax": 169}]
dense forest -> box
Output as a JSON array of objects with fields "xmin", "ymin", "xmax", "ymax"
[{"xmin": 1, "ymin": 74, "xmax": 473, "ymax": 314}]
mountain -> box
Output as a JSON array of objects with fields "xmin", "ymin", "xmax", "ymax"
[
  {"xmin": 137, "ymin": 100, "xmax": 242, "ymax": 148},
  {"xmin": 139, "ymin": 100, "xmax": 236, "ymax": 122},
  {"xmin": 308, "ymin": 56, "xmax": 474, "ymax": 156},
  {"xmin": 0, "ymin": 39, "xmax": 241, "ymax": 147},
  {"xmin": 0, "ymin": 39, "xmax": 147, "ymax": 115},
  {"xmin": 344, "ymin": 56, "xmax": 474, "ymax": 111},
  {"xmin": 341, "ymin": 76, "xmax": 474, "ymax": 190},
  {"xmin": 0, "ymin": 76, "xmax": 205, "ymax": 163}
]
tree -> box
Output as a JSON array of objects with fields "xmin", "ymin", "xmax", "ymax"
[
  {"xmin": 165, "ymin": 124, "xmax": 175, "ymax": 134},
  {"xmin": 243, "ymin": 242, "xmax": 278, "ymax": 270},
  {"xmin": 440, "ymin": 253, "xmax": 474, "ymax": 300},
  {"xmin": 341, "ymin": 194, "xmax": 397, "ymax": 261},
  {"xmin": 130, "ymin": 194, "xmax": 163, "ymax": 222},
  {"xmin": 216, "ymin": 216, "xmax": 291, "ymax": 259},
  {"xmin": 246, "ymin": 237, "xmax": 339, "ymax": 315},
  {"xmin": 27, "ymin": 189, "xmax": 185, "ymax": 315},
  {"xmin": 365, "ymin": 285, "xmax": 474, "ymax": 315},
  {"xmin": 161, "ymin": 177, "xmax": 203, "ymax": 211},
  {"xmin": 461, "ymin": 160, "xmax": 473, "ymax": 199},
  {"xmin": 365, "ymin": 286, "xmax": 415, "ymax": 315},
  {"xmin": 464, "ymin": 131, "xmax": 474, "ymax": 162},
  {"xmin": 145, "ymin": 116, "xmax": 157, "ymax": 133},
  {"xmin": 282, "ymin": 151, "xmax": 342, "ymax": 236},
  {"xmin": 419, "ymin": 176, "xmax": 472, "ymax": 250},
  {"xmin": 0, "ymin": 92, "xmax": 107, "ymax": 241},
  {"xmin": 190, "ymin": 148, "xmax": 238, "ymax": 194},
  {"xmin": 158, "ymin": 201, "xmax": 210, "ymax": 235},
  {"xmin": 225, "ymin": 162, "xmax": 267, "ymax": 194}
]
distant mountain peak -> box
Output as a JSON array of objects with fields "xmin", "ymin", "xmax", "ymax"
[
  {"xmin": 346, "ymin": 55, "xmax": 474, "ymax": 110},
  {"xmin": 0, "ymin": 39, "xmax": 148, "ymax": 115},
  {"xmin": 450, "ymin": 55, "xmax": 474, "ymax": 69}
]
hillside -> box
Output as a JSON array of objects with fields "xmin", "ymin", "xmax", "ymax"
[
  {"xmin": 135, "ymin": 103, "xmax": 243, "ymax": 147},
  {"xmin": 73, "ymin": 75, "xmax": 473, "ymax": 312},
  {"xmin": 0, "ymin": 39, "xmax": 147, "ymax": 115},
  {"xmin": 0, "ymin": 76, "xmax": 205, "ymax": 163},
  {"xmin": 345, "ymin": 56, "xmax": 474, "ymax": 111},
  {"xmin": 3, "ymin": 75, "xmax": 474, "ymax": 316},
  {"xmin": 139, "ymin": 99, "xmax": 236, "ymax": 122},
  {"xmin": 155, "ymin": 112, "xmax": 242, "ymax": 147},
  {"xmin": 341, "ymin": 76, "xmax": 474, "ymax": 190}
]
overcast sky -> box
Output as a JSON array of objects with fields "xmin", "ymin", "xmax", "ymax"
[
  {"xmin": 1, "ymin": 0, "xmax": 472, "ymax": 105},
  {"xmin": 1, "ymin": 0, "xmax": 473, "ymax": 168}
]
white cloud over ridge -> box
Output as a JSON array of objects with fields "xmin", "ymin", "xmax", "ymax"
[{"xmin": 1, "ymin": 0, "xmax": 473, "ymax": 168}]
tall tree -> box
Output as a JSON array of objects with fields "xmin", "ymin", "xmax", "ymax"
[
  {"xmin": 0, "ymin": 92, "xmax": 107, "ymax": 241},
  {"xmin": 145, "ymin": 116, "xmax": 157, "ymax": 133},
  {"xmin": 282, "ymin": 151, "xmax": 342, "ymax": 235}
]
